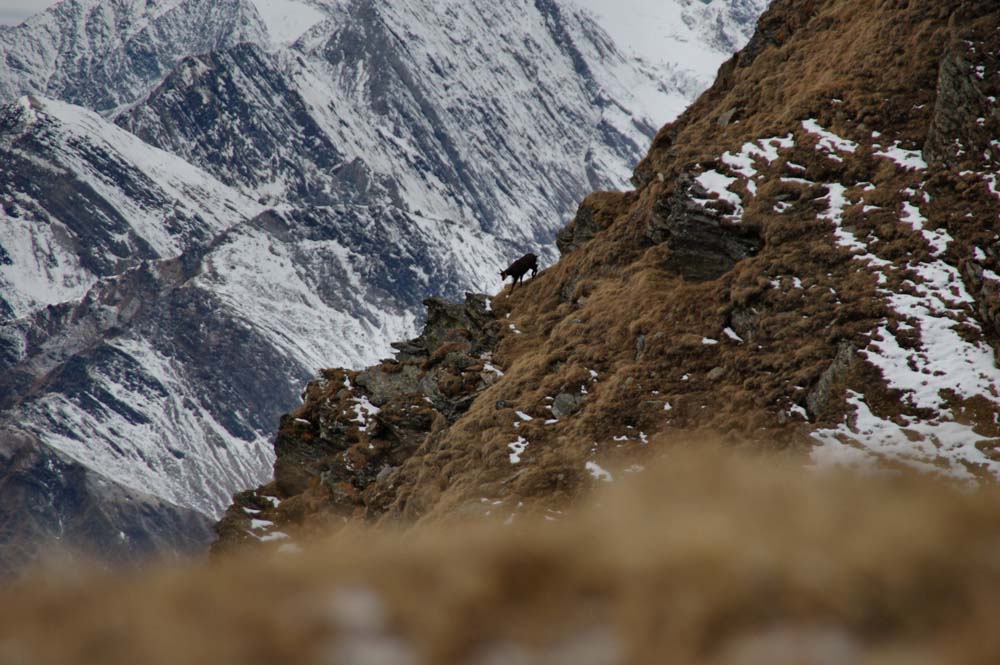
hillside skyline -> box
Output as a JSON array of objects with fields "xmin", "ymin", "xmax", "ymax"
[{"xmin": 0, "ymin": 0, "xmax": 57, "ymax": 25}]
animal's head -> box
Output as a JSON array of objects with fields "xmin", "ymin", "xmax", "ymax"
[{"xmin": 499, "ymin": 269, "xmax": 508, "ymax": 279}]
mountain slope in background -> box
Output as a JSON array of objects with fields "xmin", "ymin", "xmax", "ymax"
[
  {"xmin": 0, "ymin": 0, "xmax": 269, "ymax": 114},
  {"xmin": 0, "ymin": 0, "xmax": 768, "ymax": 570},
  {"xmin": 567, "ymin": 0, "xmax": 769, "ymax": 119},
  {"xmin": 213, "ymin": 0, "xmax": 1000, "ymax": 551}
]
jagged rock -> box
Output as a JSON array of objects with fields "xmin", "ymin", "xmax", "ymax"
[
  {"xmin": 418, "ymin": 295, "xmax": 498, "ymax": 358},
  {"xmin": 646, "ymin": 176, "xmax": 763, "ymax": 281},
  {"xmin": 552, "ymin": 393, "xmax": 584, "ymax": 419},
  {"xmin": 960, "ymin": 255, "xmax": 1000, "ymax": 342},
  {"xmin": 729, "ymin": 307, "xmax": 761, "ymax": 343},
  {"xmin": 635, "ymin": 334, "xmax": 647, "ymax": 360},
  {"xmin": 925, "ymin": 44, "xmax": 999, "ymax": 167},
  {"xmin": 557, "ymin": 191, "xmax": 634, "ymax": 256},
  {"xmin": 361, "ymin": 293, "xmax": 500, "ymax": 419},
  {"xmin": 806, "ymin": 343, "xmax": 858, "ymax": 420},
  {"xmin": 735, "ymin": 0, "xmax": 820, "ymax": 68},
  {"xmin": 717, "ymin": 107, "xmax": 739, "ymax": 126},
  {"xmin": 213, "ymin": 293, "xmax": 501, "ymax": 551}
]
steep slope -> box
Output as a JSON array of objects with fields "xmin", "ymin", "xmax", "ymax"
[
  {"xmin": 116, "ymin": 0, "xmax": 686, "ymax": 243},
  {"xmin": 0, "ymin": 0, "xmax": 768, "ymax": 570},
  {"xmin": 0, "ymin": 96, "xmax": 273, "ymax": 567},
  {"xmin": 0, "ymin": 94, "xmax": 516, "ymax": 567},
  {"xmin": 0, "ymin": 430, "xmax": 214, "ymax": 578},
  {"xmin": 214, "ymin": 0, "xmax": 1000, "ymax": 548}
]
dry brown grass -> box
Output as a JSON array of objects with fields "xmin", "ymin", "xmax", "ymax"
[
  {"xmin": 4, "ymin": 449, "xmax": 1000, "ymax": 664},
  {"xmin": 205, "ymin": 2, "xmax": 1000, "ymax": 644},
  {"xmin": 352, "ymin": 0, "xmax": 1000, "ymax": 524}
]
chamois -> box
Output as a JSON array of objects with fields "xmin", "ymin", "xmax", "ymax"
[{"xmin": 500, "ymin": 252, "xmax": 538, "ymax": 292}]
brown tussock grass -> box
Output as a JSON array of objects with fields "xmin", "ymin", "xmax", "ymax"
[
  {"xmin": 377, "ymin": 0, "xmax": 1000, "ymax": 521},
  {"xmin": 211, "ymin": 0, "xmax": 1000, "ymax": 577},
  {"xmin": 5, "ymin": 449, "xmax": 1000, "ymax": 664}
]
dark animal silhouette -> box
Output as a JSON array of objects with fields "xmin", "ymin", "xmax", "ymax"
[{"xmin": 500, "ymin": 253, "xmax": 538, "ymax": 292}]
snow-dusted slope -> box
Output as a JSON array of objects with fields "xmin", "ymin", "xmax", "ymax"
[
  {"xmin": 0, "ymin": 92, "xmax": 528, "ymax": 565},
  {"xmin": 247, "ymin": 0, "xmax": 327, "ymax": 47},
  {"xmin": 0, "ymin": 96, "xmax": 272, "ymax": 513},
  {"xmin": 0, "ymin": 94, "xmax": 516, "ymax": 521},
  {"xmin": 570, "ymin": 0, "xmax": 768, "ymax": 67},
  {"xmin": 122, "ymin": 0, "xmax": 672, "ymax": 245},
  {"xmin": 565, "ymin": 0, "xmax": 770, "ymax": 122},
  {"xmin": 0, "ymin": 96, "xmax": 259, "ymax": 318},
  {"xmin": 0, "ymin": 0, "xmax": 269, "ymax": 113}
]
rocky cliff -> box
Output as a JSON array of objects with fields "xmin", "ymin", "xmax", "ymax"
[{"xmin": 215, "ymin": 0, "xmax": 1000, "ymax": 549}]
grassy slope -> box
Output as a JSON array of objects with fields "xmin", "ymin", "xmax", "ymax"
[{"xmin": 7, "ymin": 452, "xmax": 1000, "ymax": 663}]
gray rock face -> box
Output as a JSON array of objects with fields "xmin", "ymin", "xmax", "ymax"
[
  {"xmin": 645, "ymin": 176, "xmax": 763, "ymax": 281},
  {"xmin": 556, "ymin": 193, "xmax": 628, "ymax": 256},
  {"xmin": 925, "ymin": 45, "xmax": 1000, "ymax": 167},
  {"xmin": 806, "ymin": 342, "xmax": 857, "ymax": 420},
  {"xmin": 552, "ymin": 392, "xmax": 584, "ymax": 419},
  {"xmin": 117, "ymin": 44, "xmax": 359, "ymax": 206}
]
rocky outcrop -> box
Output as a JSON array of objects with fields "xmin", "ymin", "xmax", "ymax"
[
  {"xmin": 924, "ymin": 41, "xmax": 1000, "ymax": 167},
  {"xmin": 556, "ymin": 191, "xmax": 634, "ymax": 256},
  {"xmin": 561, "ymin": 174, "xmax": 764, "ymax": 279},
  {"xmin": 645, "ymin": 176, "xmax": 763, "ymax": 281},
  {"xmin": 212, "ymin": 294, "xmax": 502, "ymax": 552}
]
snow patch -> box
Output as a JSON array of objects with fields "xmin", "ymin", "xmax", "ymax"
[
  {"xmin": 875, "ymin": 144, "xmax": 928, "ymax": 170},
  {"xmin": 695, "ymin": 170, "xmax": 742, "ymax": 216},
  {"xmin": 508, "ymin": 437, "xmax": 528, "ymax": 464},
  {"xmin": 585, "ymin": 461, "xmax": 614, "ymax": 482},
  {"xmin": 801, "ymin": 119, "xmax": 858, "ymax": 154}
]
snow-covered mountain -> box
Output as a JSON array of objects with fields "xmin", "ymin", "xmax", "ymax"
[
  {"xmin": 0, "ymin": 0, "xmax": 269, "ymax": 114},
  {"xmin": 565, "ymin": 0, "xmax": 769, "ymax": 120},
  {"xmin": 0, "ymin": 0, "xmax": 767, "ymax": 570}
]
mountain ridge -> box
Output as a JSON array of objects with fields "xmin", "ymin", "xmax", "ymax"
[
  {"xmin": 212, "ymin": 0, "xmax": 1000, "ymax": 551},
  {"xmin": 0, "ymin": 0, "xmax": 270, "ymax": 114}
]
